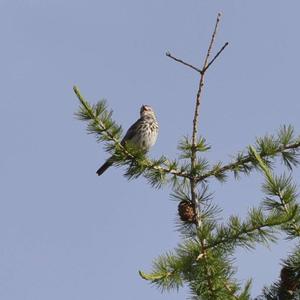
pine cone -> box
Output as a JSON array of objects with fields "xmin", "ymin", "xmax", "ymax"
[{"xmin": 178, "ymin": 200, "xmax": 196, "ymax": 223}]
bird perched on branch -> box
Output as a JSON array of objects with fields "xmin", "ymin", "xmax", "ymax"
[{"xmin": 96, "ymin": 105, "xmax": 159, "ymax": 176}]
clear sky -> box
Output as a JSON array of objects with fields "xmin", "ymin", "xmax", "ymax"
[{"xmin": 1, "ymin": 1, "xmax": 300, "ymax": 299}]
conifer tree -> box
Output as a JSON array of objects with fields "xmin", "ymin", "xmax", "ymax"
[{"xmin": 74, "ymin": 13, "xmax": 300, "ymax": 300}]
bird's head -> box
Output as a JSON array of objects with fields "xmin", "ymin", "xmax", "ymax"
[{"xmin": 140, "ymin": 105, "xmax": 156, "ymax": 118}]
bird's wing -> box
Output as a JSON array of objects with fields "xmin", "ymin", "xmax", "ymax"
[{"xmin": 120, "ymin": 118, "xmax": 141, "ymax": 145}]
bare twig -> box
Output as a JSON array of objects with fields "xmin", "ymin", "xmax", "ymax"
[
  {"xmin": 190, "ymin": 13, "xmax": 223, "ymax": 227},
  {"xmin": 166, "ymin": 51, "xmax": 202, "ymax": 74},
  {"xmin": 191, "ymin": 13, "xmax": 222, "ymax": 149},
  {"xmin": 203, "ymin": 42, "xmax": 229, "ymax": 73},
  {"xmin": 166, "ymin": 42, "xmax": 229, "ymax": 75}
]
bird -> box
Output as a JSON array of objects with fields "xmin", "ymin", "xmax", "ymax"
[{"xmin": 96, "ymin": 105, "xmax": 159, "ymax": 176}]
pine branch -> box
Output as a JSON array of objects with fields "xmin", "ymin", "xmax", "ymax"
[
  {"xmin": 74, "ymin": 86, "xmax": 121, "ymax": 142},
  {"xmin": 250, "ymin": 146, "xmax": 300, "ymax": 238},
  {"xmin": 74, "ymin": 86, "xmax": 191, "ymax": 182},
  {"xmin": 140, "ymin": 237, "xmax": 240, "ymax": 299},
  {"xmin": 196, "ymin": 139, "xmax": 300, "ymax": 183},
  {"xmin": 205, "ymin": 210, "xmax": 295, "ymax": 252}
]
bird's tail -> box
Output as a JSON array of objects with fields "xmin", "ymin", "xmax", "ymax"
[{"xmin": 96, "ymin": 158, "xmax": 113, "ymax": 176}]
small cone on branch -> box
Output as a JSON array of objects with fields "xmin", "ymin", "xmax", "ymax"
[{"xmin": 178, "ymin": 200, "xmax": 196, "ymax": 223}]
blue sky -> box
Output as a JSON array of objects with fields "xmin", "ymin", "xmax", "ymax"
[{"xmin": 1, "ymin": 1, "xmax": 300, "ymax": 299}]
